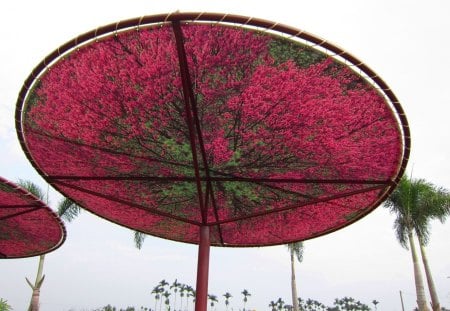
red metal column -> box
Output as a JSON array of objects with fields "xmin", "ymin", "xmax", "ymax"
[{"xmin": 195, "ymin": 226, "xmax": 210, "ymax": 311}]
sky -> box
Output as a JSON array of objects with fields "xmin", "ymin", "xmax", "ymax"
[{"xmin": 0, "ymin": 1, "xmax": 450, "ymax": 310}]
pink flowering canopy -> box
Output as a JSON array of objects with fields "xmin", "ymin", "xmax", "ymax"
[
  {"xmin": 0, "ymin": 177, "xmax": 66, "ymax": 258},
  {"xmin": 16, "ymin": 13, "xmax": 409, "ymax": 247}
]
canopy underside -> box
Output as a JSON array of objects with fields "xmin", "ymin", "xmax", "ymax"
[{"xmin": 16, "ymin": 13, "xmax": 409, "ymax": 246}]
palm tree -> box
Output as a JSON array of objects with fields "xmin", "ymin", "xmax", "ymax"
[
  {"xmin": 276, "ymin": 298, "xmax": 285, "ymax": 311},
  {"xmin": 163, "ymin": 291, "xmax": 171, "ymax": 311},
  {"xmin": 269, "ymin": 301, "xmax": 277, "ymax": 311},
  {"xmin": 171, "ymin": 279, "xmax": 181, "ymax": 311},
  {"xmin": 208, "ymin": 294, "xmax": 218, "ymax": 311},
  {"xmin": 179, "ymin": 284, "xmax": 186, "ymax": 311},
  {"xmin": 372, "ymin": 300, "xmax": 379, "ymax": 311},
  {"xmin": 241, "ymin": 289, "xmax": 251, "ymax": 311},
  {"xmin": 332, "ymin": 297, "xmax": 370, "ymax": 310},
  {"xmin": 19, "ymin": 180, "xmax": 81, "ymax": 311},
  {"xmin": 286, "ymin": 242, "xmax": 304, "ymax": 311},
  {"xmin": 158, "ymin": 280, "xmax": 169, "ymax": 311},
  {"xmin": 152, "ymin": 286, "xmax": 162, "ymax": 311},
  {"xmin": 159, "ymin": 287, "xmax": 166, "ymax": 311},
  {"xmin": 415, "ymin": 183, "xmax": 449, "ymax": 311},
  {"xmin": 186, "ymin": 286, "xmax": 195, "ymax": 311},
  {"xmin": 385, "ymin": 176, "xmax": 450, "ymax": 311},
  {"xmin": 299, "ymin": 298, "xmax": 327, "ymax": 311},
  {"xmin": 223, "ymin": 292, "xmax": 232, "ymax": 311}
]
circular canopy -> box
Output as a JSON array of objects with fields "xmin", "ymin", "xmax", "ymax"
[
  {"xmin": 0, "ymin": 177, "xmax": 66, "ymax": 258},
  {"xmin": 16, "ymin": 13, "xmax": 409, "ymax": 247}
]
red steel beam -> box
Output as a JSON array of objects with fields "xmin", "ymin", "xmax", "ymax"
[
  {"xmin": 172, "ymin": 21, "xmax": 208, "ymax": 224},
  {"xmin": 195, "ymin": 226, "xmax": 210, "ymax": 311}
]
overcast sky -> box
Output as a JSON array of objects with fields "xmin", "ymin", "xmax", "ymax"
[{"xmin": 1, "ymin": 1, "xmax": 450, "ymax": 311}]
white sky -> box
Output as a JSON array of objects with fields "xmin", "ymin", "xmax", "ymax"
[{"xmin": 1, "ymin": 1, "xmax": 450, "ymax": 310}]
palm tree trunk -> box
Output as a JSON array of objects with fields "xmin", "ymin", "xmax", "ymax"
[
  {"xmin": 418, "ymin": 238, "xmax": 441, "ymax": 311},
  {"xmin": 290, "ymin": 251, "xmax": 300, "ymax": 311},
  {"xmin": 408, "ymin": 232, "xmax": 430, "ymax": 311},
  {"xmin": 27, "ymin": 254, "xmax": 46, "ymax": 311}
]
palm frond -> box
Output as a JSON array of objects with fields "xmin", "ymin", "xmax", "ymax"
[
  {"xmin": 393, "ymin": 216, "xmax": 409, "ymax": 249},
  {"xmin": 386, "ymin": 175, "xmax": 450, "ymax": 247},
  {"xmin": 287, "ymin": 241, "xmax": 304, "ymax": 262},
  {"xmin": 134, "ymin": 231, "xmax": 146, "ymax": 249},
  {"xmin": 17, "ymin": 179, "xmax": 46, "ymax": 201},
  {"xmin": 57, "ymin": 197, "xmax": 81, "ymax": 221}
]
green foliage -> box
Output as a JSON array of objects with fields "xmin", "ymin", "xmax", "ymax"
[
  {"xmin": 161, "ymin": 139, "xmax": 193, "ymax": 174},
  {"xmin": 208, "ymin": 294, "xmax": 218, "ymax": 307},
  {"xmin": 57, "ymin": 197, "xmax": 82, "ymax": 221},
  {"xmin": 298, "ymin": 298, "xmax": 327, "ymax": 311},
  {"xmin": 271, "ymin": 296, "xmax": 372, "ymax": 311},
  {"xmin": 269, "ymin": 38, "xmax": 326, "ymax": 68},
  {"xmin": 241, "ymin": 289, "xmax": 251, "ymax": 302},
  {"xmin": 147, "ymin": 279, "xmax": 381, "ymax": 311},
  {"xmin": 134, "ymin": 231, "xmax": 146, "ymax": 250},
  {"xmin": 94, "ymin": 305, "xmax": 137, "ymax": 311},
  {"xmin": 163, "ymin": 291, "xmax": 171, "ymax": 307},
  {"xmin": 385, "ymin": 175, "xmax": 450, "ymax": 248},
  {"xmin": 0, "ymin": 298, "xmax": 13, "ymax": 311},
  {"xmin": 223, "ymin": 292, "xmax": 232, "ymax": 308},
  {"xmin": 329, "ymin": 297, "xmax": 370, "ymax": 311},
  {"xmin": 95, "ymin": 305, "xmax": 116, "ymax": 311},
  {"xmin": 17, "ymin": 179, "xmax": 83, "ymax": 220},
  {"xmin": 287, "ymin": 241, "xmax": 304, "ymax": 262},
  {"xmin": 17, "ymin": 179, "xmax": 46, "ymax": 201},
  {"xmin": 222, "ymin": 181, "xmax": 261, "ymax": 203},
  {"xmin": 0, "ymin": 182, "xmax": 14, "ymax": 193}
]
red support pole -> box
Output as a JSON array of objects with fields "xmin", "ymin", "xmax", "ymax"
[{"xmin": 195, "ymin": 226, "xmax": 210, "ymax": 311}]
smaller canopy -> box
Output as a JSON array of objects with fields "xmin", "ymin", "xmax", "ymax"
[{"xmin": 0, "ymin": 177, "xmax": 66, "ymax": 258}]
